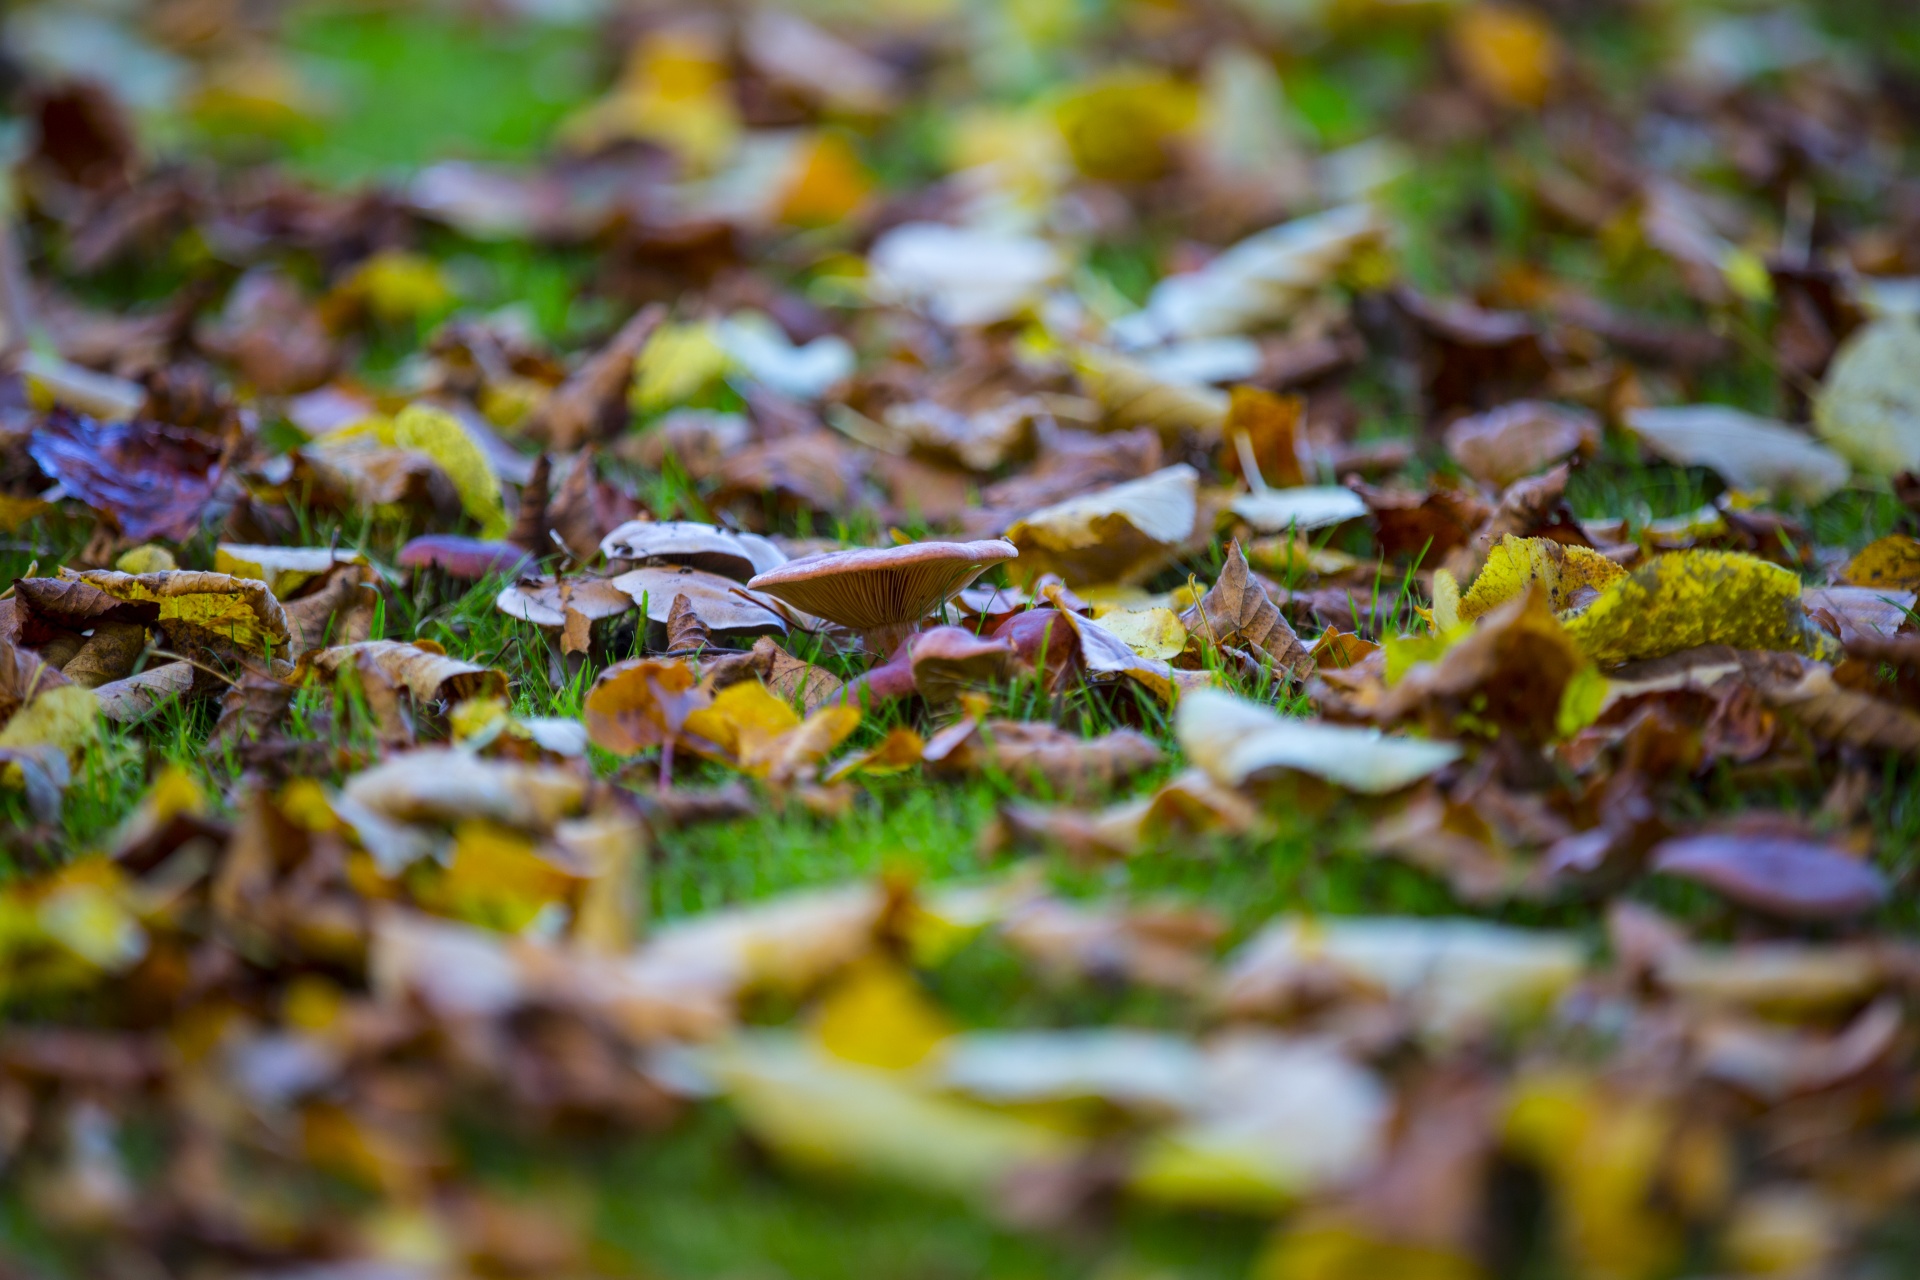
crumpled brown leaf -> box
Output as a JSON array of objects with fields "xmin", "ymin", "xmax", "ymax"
[
  {"xmin": 1180, "ymin": 540, "xmax": 1312, "ymax": 678},
  {"xmin": 27, "ymin": 411, "xmax": 226, "ymax": 543}
]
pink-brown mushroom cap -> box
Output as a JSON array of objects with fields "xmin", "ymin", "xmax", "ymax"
[{"xmin": 747, "ymin": 539, "xmax": 1018, "ymax": 648}]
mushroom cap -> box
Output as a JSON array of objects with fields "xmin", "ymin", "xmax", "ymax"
[
  {"xmin": 609, "ymin": 564, "xmax": 788, "ymax": 635},
  {"xmin": 599, "ymin": 519, "xmax": 787, "ymax": 581},
  {"xmin": 747, "ymin": 539, "xmax": 1018, "ymax": 634}
]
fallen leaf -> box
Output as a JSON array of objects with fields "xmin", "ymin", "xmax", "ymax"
[
  {"xmin": 1445, "ymin": 401, "xmax": 1598, "ymax": 489},
  {"xmin": 27, "ymin": 411, "xmax": 224, "ymax": 542},
  {"xmin": 582, "ymin": 658, "xmax": 708, "ymax": 756},
  {"xmin": 1180, "ymin": 541, "xmax": 1312, "ymax": 677},
  {"xmin": 1840, "ymin": 534, "xmax": 1920, "ymax": 591},
  {"xmin": 1006, "ymin": 465, "xmax": 1199, "ymax": 586},
  {"xmin": 1815, "ymin": 311, "xmax": 1920, "ymax": 477},
  {"xmin": 1178, "ymin": 687, "xmax": 1461, "ymax": 794},
  {"xmin": 1650, "ymin": 830, "xmax": 1888, "ymax": 920},
  {"xmin": 1626, "ymin": 406, "xmax": 1849, "ymax": 504},
  {"xmin": 1562, "ymin": 551, "xmax": 1834, "ymax": 667}
]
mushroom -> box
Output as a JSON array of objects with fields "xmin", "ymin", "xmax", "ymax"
[
  {"xmin": 609, "ymin": 564, "xmax": 789, "ymax": 638},
  {"xmin": 747, "ymin": 538, "xmax": 1019, "ymax": 654},
  {"xmin": 599, "ymin": 519, "xmax": 787, "ymax": 582}
]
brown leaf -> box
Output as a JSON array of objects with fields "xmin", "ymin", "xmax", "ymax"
[
  {"xmin": 1220, "ymin": 386, "xmax": 1307, "ymax": 489},
  {"xmin": 1443, "ymin": 401, "xmax": 1598, "ymax": 489},
  {"xmin": 1765, "ymin": 665, "xmax": 1920, "ymax": 755},
  {"xmin": 1179, "ymin": 541, "xmax": 1311, "ymax": 678},
  {"xmin": 195, "ymin": 269, "xmax": 338, "ymax": 394},
  {"xmin": 523, "ymin": 305, "xmax": 665, "ymax": 449},
  {"xmin": 58, "ymin": 620, "xmax": 147, "ymax": 688},
  {"xmin": 312, "ymin": 640, "xmax": 506, "ymax": 706},
  {"xmin": 283, "ymin": 562, "xmax": 378, "ymax": 656},
  {"xmin": 1347, "ymin": 476, "xmax": 1492, "ymax": 565},
  {"xmin": 210, "ymin": 660, "xmax": 303, "ymax": 752},
  {"xmin": 27, "ymin": 411, "xmax": 225, "ymax": 543},
  {"xmin": 508, "ymin": 452, "xmax": 551, "ymax": 552},
  {"xmin": 582, "ymin": 658, "xmax": 710, "ymax": 756},
  {"xmin": 665, "ymin": 593, "xmax": 711, "ymax": 655},
  {"xmin": 924, "ymin": 717, "xmax": 1162, "ymax": 796},
  {"xmin": 1651, "ymin": 827, "xmax": 1888, "ymax": 920},
  {"xmin": 1378, "ymin": 586, "xmax": 1590, "ymax": 746}
]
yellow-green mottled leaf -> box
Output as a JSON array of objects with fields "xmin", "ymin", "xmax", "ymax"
[
  {"xmin": 1458, "ymin": 535, "xmax": 1625, "ymax": 622},
  {"xmin": 392, "ymin": 405, "xmax": 508, "ymax": 538},
  {"xmin": 1562, "ymin": 551, "xmax": 1831, "ymax": 667}
]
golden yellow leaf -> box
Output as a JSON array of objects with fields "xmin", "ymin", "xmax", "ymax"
[
  {"xmin": 1457, "ymin": 535, "xmax": 1626, "ymax": 622},
  {"xmin": 1503, "ymin": 1071, "xmax": 1684, "ymax": 1280},
  {"xmin": 810, "ymin": 956, "xmax": 953, "ymax": 1070},
  {"xmin": 778, "ymin": 132, "xmax": 873, "ymax": 226},
  {"xmin": 421, "ymin": 820, "xmax": 578, "ymax": 933},
  {"xmin": 70, "ymin": 570, "xmax": 292, "ymax": 655},
  {"xmin": 684, "ymin": 681, "xmax": 802, "ymax": 759},
  {"xmin": 1451, "ymin": 5, "xmax": 1561, "ymax": 108},
  {"xmin": 1841, "ymin": 533, "xmax": 1920, "ymax": 591},
  {"xmin": 0, "ymin": 493, "xmax": 50, "ymax": 533},
  {"xmin": 1562, "ymin": 551, "xmax": 1834, "ymax": 667},
  {"xmin": 1257, "ymin": 1224, "xmax": 1484, "ymax": 1280},
  {"xmin": 336, "ymin": 251, "xmax": 453, "ymax": 324},
  {"xmin": 392, "ymin": 405, "xmax": 508, "ymax": 538}
]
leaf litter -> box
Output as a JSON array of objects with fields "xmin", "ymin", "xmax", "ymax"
[{"xmin": 3, "ymin": 1, "xmax": 1920, "ymax": 1278}]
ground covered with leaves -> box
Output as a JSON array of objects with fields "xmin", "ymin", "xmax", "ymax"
[{"xmin": 6, "ymin": 0, "xmax": 1920, "ymax": 1277}]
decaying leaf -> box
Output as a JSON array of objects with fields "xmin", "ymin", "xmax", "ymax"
[
  {"xmin": 1006, "ymin": 465, "xmax": 1200, "ymax": 586},
  {"xmin": 1562, "ymin": 551, "xmax": 1835, "ymax": 668},
  {"xmin": 1840, "ymin": 534, "xmax": 1920, "ymax": 591},
  {"xmin": 311, "ymin": 640, "xmax": 506, "ymax": 707},
  {"xmin": 1180, "ymin": 541, "xmax": 1312, "ymax": 678}
]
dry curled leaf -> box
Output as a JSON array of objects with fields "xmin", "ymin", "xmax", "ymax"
[{"xmin": 1179, "ymin": 541, "xmax": 1311, "ymax": 678}]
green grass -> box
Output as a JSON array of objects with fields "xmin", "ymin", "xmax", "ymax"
[{"xmin": 13, "ymin": 3, "xmax": 1920, "ymax": 1276}]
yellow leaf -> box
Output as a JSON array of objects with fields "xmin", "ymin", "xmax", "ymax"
[
  {"xmin": 73, "ymin": 570, "xmax": 292, "ymax": 654},
  {"xmin": 422, "ymin": 820, "xmax": 578, "ymax": 933},
  {"xmin": 338, "ymin": 251, "xmax": 453, "ymax": 324},
  {"xmin": 810, "ymin": 956, "xmax": 953, "ymax": 1070},
  {"xmin": 1457, "ymin": 535, "xmax": 1626, "ymax": 622},
  {"xmin": 632, "ymin": 320, "xmax": 731, "ymax": 414},
  {"xmin": 1450, "ymin": 5, "xmax": 1561, "ymax": 108},
  {"xmin": 559, "ymin": 29, "xmax": 740, "ymax": 170},
  {"xmin": 1815, "ymin": 313, "xmax": 1920, "ymax": 477},
  {"xmin": 0, "ymin": 493, "xmax": 50, "ymax": 533},
  {"xmin": 826, "ymin": 726, "xmax": 925, "ymax": 781},
  {"xmin": 1256, "ymin": 1224, "xmax": 1484, "ymax": 1280},
  {"xmin": 147, "ymin": 765, "xmax": 208, "ymax": 821},
  {"xmin": 779, "ymin": 132, "xmax": 873, "ymax": 227},
  {"xmin": 114, "ymin": 545, "xmax": 177, "ymax": 574},
  {"xmin": 1503, "ymin": 1071, "xmax": 1684, "ymax": 1280},
  {"xmin": 684, "ymin": 681, "xmax": 802, "ymax": 759},
  {"xmin": 1841, "ymin": 533, "xmax": 1920, "ymax": 591},
  {"xmin": 1052, "ymin": 71, "xmax": 1198, "ymax": 183},
  {"xmin": 741, "ymin": 704, "xmax": 862, "ymax": 782},
  {"xmin": 1562, "ymin": 550, "xmax": 1833, "ymax": 667},
  {"xmin": 1088, "ymin": 606, "xmax": 1189, "ymax": 660},
  {"xmin": 391, "ymin": 404, "xmax": 508, "ymax": 538},
  {"xmin": 0, "ymin": 686, "xmax": 100, "ymax": 756}
]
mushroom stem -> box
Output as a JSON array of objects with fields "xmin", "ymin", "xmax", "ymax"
[{"xmin": 861, "ymin": 620, "xmax": 919, "ymax": 658}]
